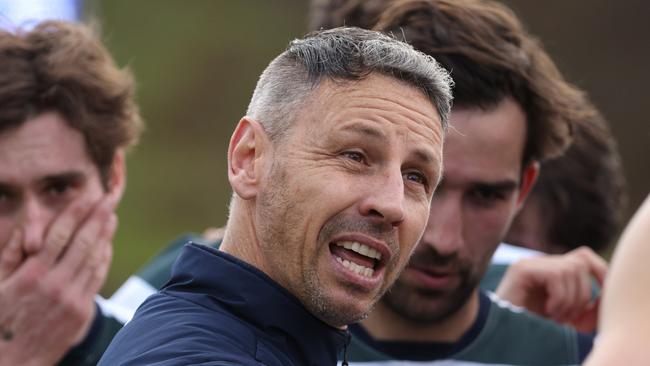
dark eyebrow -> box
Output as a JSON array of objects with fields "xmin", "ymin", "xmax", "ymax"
[
  {"xmin": 472, "ymin": 180, "xmax": 519, "ymax": 192},
  {"xmin": 0, "ymin": 172, "xmax": 87, "ymax": 197},
  {"xmin": 39, "ymin": 172, "xmax": 87, "ymax": 186}
]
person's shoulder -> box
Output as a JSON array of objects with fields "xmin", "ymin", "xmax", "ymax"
[
  {"xmin": 98, "ymin": 292, "xmax": 261, "ymax": 365},
  {"xmin": 138, "ymin": 233, "xmax": 221, "ymax": 286},
  {"xmin": 133, "ymin": 291, "xmax": 259, "ymax": 346},
  {"xmin": 456, "ymin": 292, "xmax": 590, "ymax": 365}
]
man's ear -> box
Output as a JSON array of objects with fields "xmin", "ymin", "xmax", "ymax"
[
  {"xmin": 228, "ymin": 117, "xmax": 271, "ymax": 200},
  {"xmin": 515, "ymin": 160, "xmax": 540, "ymax": 209},
  {"xmin": 107, "ymin": 150, "xmax": 126, "ymax": 204}
]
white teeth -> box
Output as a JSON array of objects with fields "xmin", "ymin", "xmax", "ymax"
[
  {"xmin": 364, "ymin": 267, "xmax": 373, "ymax": 277},
  {"xmin": 359, "ymin": 245, "xmax": 369, "ymax": 257},
  {"xmin": 336, "ymin": 241, "xmax": 382, "ymax": 260},
  {"xmin": 334, "ymin": 255, "xmax": 375, "ymax": 278},
  {"xmin": 333, "ymin": 240, "xmax": 382, "ymax": 278}
]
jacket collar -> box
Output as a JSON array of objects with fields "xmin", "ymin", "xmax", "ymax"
[{"xmin": 166, "ymin": 242, "xmax": 349, "ymax": 365}]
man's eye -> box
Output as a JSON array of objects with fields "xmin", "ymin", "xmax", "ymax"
[
  {"xmin": 45, "ymin": 182, "xmax": 71, "ymax": 197},
  {"xmin": 404, "ymin": 171, "xmax": 428, "ymax": 186},
  {"xmin": 341, "ymin": 151, "xmax": 366, "ymax": 163},
  {"xmin": 0, "ymin": 192, "xmax": 9, "ymax": 205},
  {"xmin": 0, "ymin": 190, "xmax": 18, "ymax": 214}
]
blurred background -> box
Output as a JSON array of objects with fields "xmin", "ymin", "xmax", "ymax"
[{"xmin": 1, "ymin": 0, "xmax": 648, "ymax": 295}]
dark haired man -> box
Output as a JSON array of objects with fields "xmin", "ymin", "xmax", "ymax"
[{"xmin": 308, "ymin": 0, "xmax": 607, "ymax": 364}]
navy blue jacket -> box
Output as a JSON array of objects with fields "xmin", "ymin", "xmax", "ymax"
[{"xmin": 98, "ymin": 243, "xmax": 349, "ymax": 365}]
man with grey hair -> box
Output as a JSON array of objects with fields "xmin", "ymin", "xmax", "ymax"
[{"xmin": 99, "ymin": 26, "xmax": 452, "ymax": 366}]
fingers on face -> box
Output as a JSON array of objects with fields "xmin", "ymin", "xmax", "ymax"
[
  {"xmin": 38, "ymin": 199, "xmax": 95, "ymax": 266},
  {"xmin": 34, "ymin": 189, "xmax": 119, "ymax": 266},
  {"xmin": 0, "ymin": 228, "xmax": 24, "ymax": 281},
  {"xmin": 79, "ymin": 213, "xmax": 116, "ymax": 297},
  {"xmin": 54, "ymin": 197, "xmax": 116, "ymax": 282}
]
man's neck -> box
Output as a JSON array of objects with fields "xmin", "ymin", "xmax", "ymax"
[
  {"xmin": 220, "ymin": 200, "xmax": 269, "ymax": 273},
  {"xmin": 361, "ymin": 290, "xmax": 480, "ymax": 343}
]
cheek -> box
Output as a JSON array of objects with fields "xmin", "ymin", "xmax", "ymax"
[
  {"xmin": 453, "ymin": 213, "xmax": 501, "ymax": 278},
  {"xmin": 465, "ymin": 206, "xmax": 514, "ymax": 251},
  {"xmin": 78, "ymin": 179, "xmax": 106, "ymax": 204},
  {"xmin": 300, "ymin": 173, "xmax": 362, "ymax": 219},
  {"xmin": 400, "ymin": 203, "xmax": 430, "ymax": 257},
  {"xmin": 468, "ymin": 249, "xmax": 494, "ymax": 281}
]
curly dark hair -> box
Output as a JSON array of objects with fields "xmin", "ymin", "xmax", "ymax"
[{"xmin": 513, "ymin": 116, "xmax": 626, "ymax": 253}]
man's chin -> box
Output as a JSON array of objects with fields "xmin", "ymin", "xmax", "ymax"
[
  {"xmin": 305, "ymin": 292, "xmax": 376, "ymax": 328},
  {"xmin": 381, "ymin": 286, "xmax": 473, "ymax": 324}
]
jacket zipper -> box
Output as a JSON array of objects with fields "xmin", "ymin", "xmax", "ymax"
[{"xmin": 341, "ymin": 330, "xmax": 351, "ymax": 366}]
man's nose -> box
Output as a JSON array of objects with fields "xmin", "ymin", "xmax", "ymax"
[
  {"xmin": 20, "ymin": 197, "xmax": 49, "ymax": 254},
  {"xmin": 421, "ymin": 194, "xmax": 464, "ymax": 256},
  {"xmin": 359, "ymin": 169, "xmax": 405, "ymax": 227}
]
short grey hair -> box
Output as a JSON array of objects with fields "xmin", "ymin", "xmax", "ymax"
[{"xmin": 246, "ymin": 27, "xmax": 453, "ymax": 141}]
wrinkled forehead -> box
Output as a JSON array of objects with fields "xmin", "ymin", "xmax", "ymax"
[
  {"xmin": 311, "ymin": 75, "xmax": 443, "ymax": 139},
  {"xmin": 291, "ymin": 75, "xmax": 444, "ymax": 180}
]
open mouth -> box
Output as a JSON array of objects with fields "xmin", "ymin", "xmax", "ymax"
[{"xmin": 329, "ymin": 241, "xmax": 384, "ymax": 278}]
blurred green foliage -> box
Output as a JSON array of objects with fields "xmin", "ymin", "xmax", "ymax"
[{"xmin": 91, "ymin": 0, "xmax": 309, "ymax": 294}]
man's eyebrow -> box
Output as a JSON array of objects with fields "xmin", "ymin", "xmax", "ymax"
[
  {"xmin": 39, "ymin": 171, "xmax": 87, "ymax": 185},
  {"xmin": 341, "ymin": 124, "xmax": 387, "ymax": 141},
  {"xmin": 341, "ymin": 123, "xmax": 437, "ymax": 164},
  {"xmin": 473, "ymin": 180, "xmax": 519, "ymax": 191},
  {"xmin": 412, "ymin": 148, "xmax": 435, "ymax": 165}
]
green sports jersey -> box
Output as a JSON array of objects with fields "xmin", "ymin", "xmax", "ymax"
[{"xmin": 346, "ymin": 292, "xmax": 591, "ymax": 366}]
